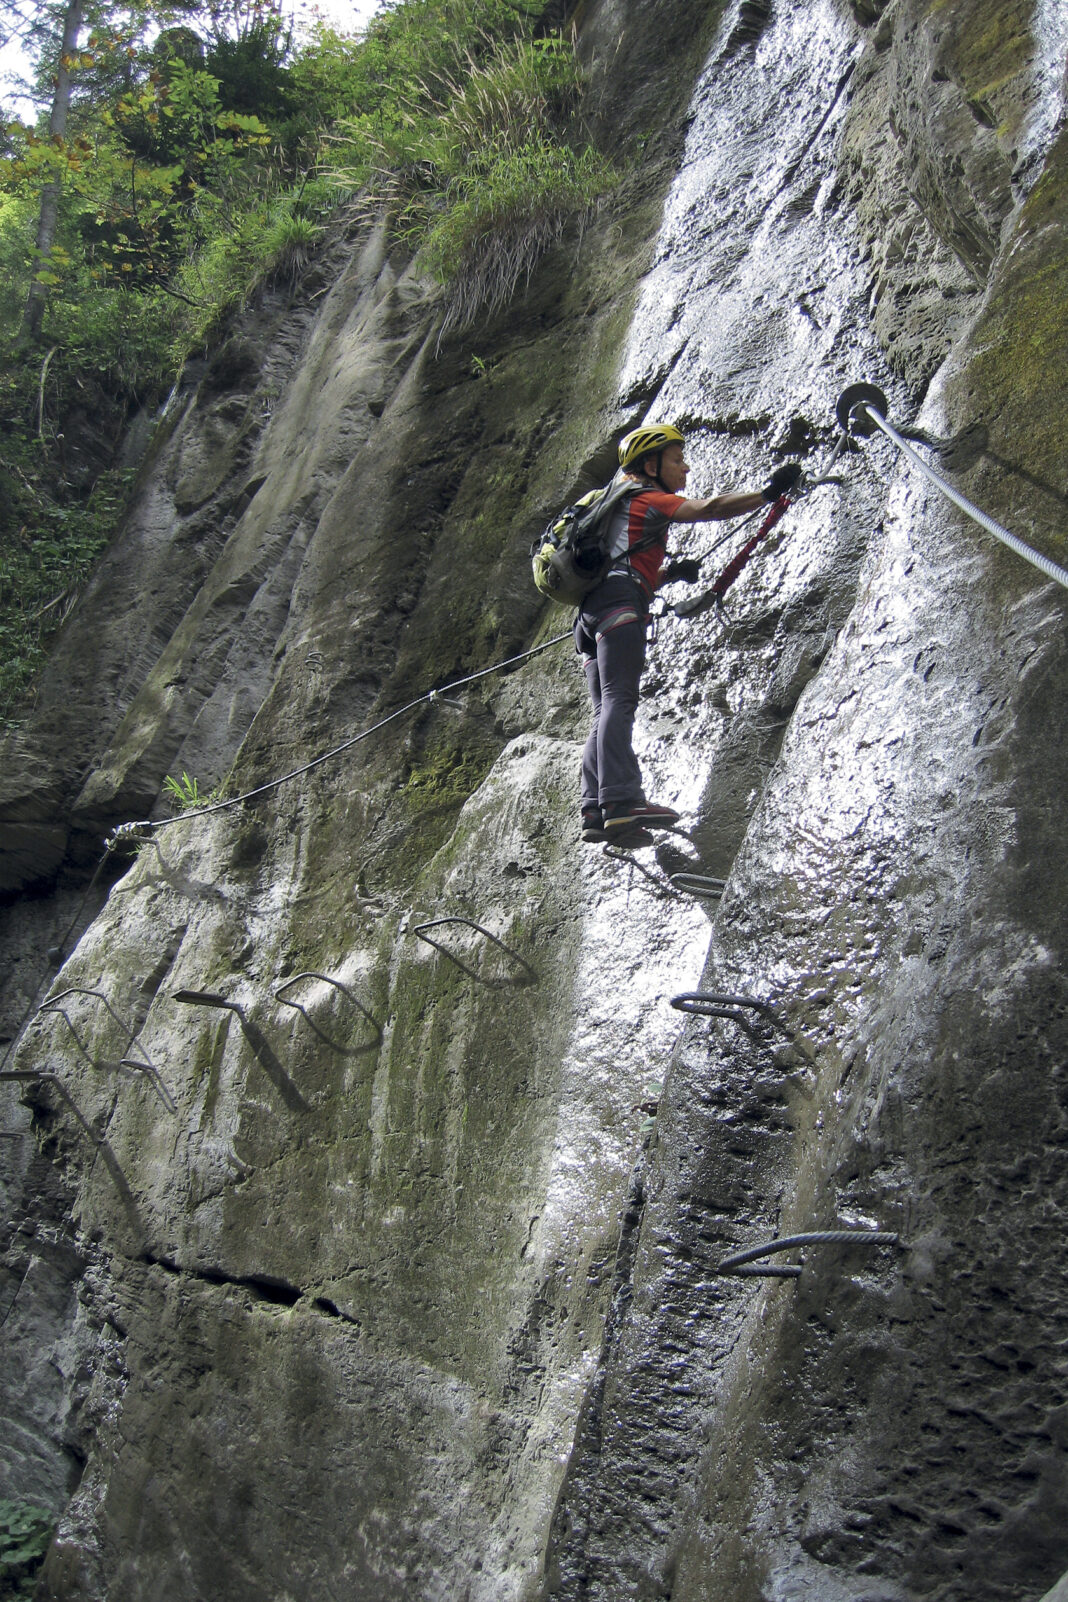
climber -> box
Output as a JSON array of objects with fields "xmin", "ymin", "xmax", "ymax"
[{"xmin": 577, "ymin": 424, "xmax": 801, "ymax": 845}]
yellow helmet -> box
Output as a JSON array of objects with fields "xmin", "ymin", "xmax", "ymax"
[{"xmin": 618, "ymin": 424, "xmax": 685, "ymax": 472}]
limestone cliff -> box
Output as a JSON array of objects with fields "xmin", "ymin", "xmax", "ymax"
[{"xmin": 2, "ymin": 1, "xmax": 1067, "ymax": 1599}]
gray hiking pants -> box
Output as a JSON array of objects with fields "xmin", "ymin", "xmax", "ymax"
[{"xmin": 574, "ymin": 573, "xmax": 649, "ymax": 810}]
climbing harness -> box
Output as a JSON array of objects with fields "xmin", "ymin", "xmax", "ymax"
[
  {"xmin": 593, "ymin": 603, "xmax": 643, "ymax": 639},
  {"xmin": 836, "ymin": 383, "xmax": 1068, "ymax": 592}
]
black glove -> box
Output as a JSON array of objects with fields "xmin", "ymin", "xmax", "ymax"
[
  {"xmin": 661, "ymin": 558, "xmax": 702, "ymax": 584},
  {"xmin": 762, "ymin": 462, "xmax": 803, "ymax": 502}
]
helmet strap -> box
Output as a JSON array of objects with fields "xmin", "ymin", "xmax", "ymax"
[{"xmin": 647, "ymin": 450, "xmax": 669, "ymax": 491}]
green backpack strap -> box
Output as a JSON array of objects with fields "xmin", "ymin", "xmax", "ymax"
[{"xmin": 531, "ymin": 478, "xmax": 660, "ymax": 606}]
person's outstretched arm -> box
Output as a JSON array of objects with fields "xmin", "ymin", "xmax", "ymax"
[{"xmin": 671, "ymin": 463, "xmax": 803, "ymax": 523}]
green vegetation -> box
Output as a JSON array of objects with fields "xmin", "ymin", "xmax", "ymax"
[
  {"xmin": 162, "ymin": 768, "xmax": 214, "ymax": 810},
  {"xmin": 0, "ymin": 0, "xmax": 616, "ymax": 721},
  {"xmin": 403, "ymin": 740, "xmax": 497, "ymax": 815},
  {"xmin": 324, "ymin": 19, "xmax": 617, "ymax": 332},
  {"xmin": 0, "ymin": 443, "xmax": 131, "ymax": 714},
  {"xmin": 0, "ymin": 1499, "xmax": 54, "ymax": 1598}
]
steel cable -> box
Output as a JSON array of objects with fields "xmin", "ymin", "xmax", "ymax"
[
  {"xmin": 2, "ymin": 631, "xmax": 572, "ymax": 1076},
  {"xmin": 855, "ymin": 403, "xmax": 1068, "ymax": 592},
  {"xmin": 111, "ymin": 629, "xmax": 574, "ymax": 840}
]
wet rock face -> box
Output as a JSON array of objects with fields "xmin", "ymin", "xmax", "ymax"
[
  {"xmin": 537, "ymin": 2, "xmax": 1068, "ymax": 1598},
  {"xmin": 839, "ymin": 0, "xmax": 1051, "ymax": 394},
  {"xmin": 3, "ymin": 0, "xmax": 1068, "ymax": 1599}
]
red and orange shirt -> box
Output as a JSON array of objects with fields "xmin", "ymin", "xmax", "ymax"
[{"xmin": 605, "ymin": 486, "xmax": 686, "ymax": 594}]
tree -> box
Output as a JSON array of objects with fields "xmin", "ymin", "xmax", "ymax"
[
  {"xmin": 6, "ymin": 0, "xmax": 206, "ymax": 344},
  {"xmin": 19, "ymin": 0, "xmax": 84, "ymax": 343}
]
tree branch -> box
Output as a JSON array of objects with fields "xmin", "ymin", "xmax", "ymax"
[{"xmin": 37, "ymin": 345, "xmax": 58, "ymax": 439}]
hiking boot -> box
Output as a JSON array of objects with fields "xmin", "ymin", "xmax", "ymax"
[
  {"xmin": 581, "ymin": 807, "xmax": 607, "ymax": 843},
  {"xmin": 603, "ymin": 801, "xmax": 681, "ymax": 836}
]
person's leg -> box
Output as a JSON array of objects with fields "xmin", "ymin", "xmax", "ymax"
[
  {"xmin": 575, "ymin": 575, "xmax": 680, "ymax": 837},
  {"xmin": 575, "ymin": 613, "xmax": 601, "ymax": 815},
  {"xmin": 583, "ymin": 582, "xmax": 681, "ymax": 834},
  {"xmin": 581, "ymin": 654, "xmax": 602, "ymax": 814},
  {"xmin": 594, "ymin": 613, "xmax": 646, "ymax": 808}
]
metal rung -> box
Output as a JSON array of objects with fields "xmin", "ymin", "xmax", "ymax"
[
  {"xmin": 602, "ymin": 847, "xmax": 684, "ymax": 897},
  {"xmin": 39, "ymin": 987, "xmax": 175, "ymax": 1111},
  {"xmin": 40, "ymin": 986, "xmax": 131, "ymax": 1042},
  {"xmin": 275, "ymin": 972, "xmax": 382, "ymax": 1054},
  {"xmin": 116, "ymin": 1057, "xmax": 177, "ymax": 1113},
  {"xmin": 668, "ymin": 873, "xmax": 726, "ymax": 900},
  {"xmin": 718, "ymin": 1229, "xmax": 900, "ymax": 1278},
  {"xmin": 173, "ymin": 988, "xmax": 245, "ymax": 1016},
  {"xmin": 670, "ymin": 991, "xmax": 775, "ymax": 1022},
  {"xmin": 409, "ymin": 918, "xmax": 538, "ymax": 987},
  {"xmin": 174, "ymin": 992, "xmax": 307, "ymax": 1115}
]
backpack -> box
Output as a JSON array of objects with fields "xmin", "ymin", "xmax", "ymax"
[{"xmin": 530, "ymin": 477, "xmax": 645, "ymax": 607}]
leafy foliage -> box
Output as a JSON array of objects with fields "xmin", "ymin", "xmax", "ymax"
[
  {"xmin": 0, "ymin": 425, "xmax": 132, "ymax": 721},
  {"xmin": 0, "ymin": 1499, "xmax": 54, "ymax": 1599},
  {"xmin": 323, "ymin": 18, "xmax": 617, "ymax": 331},
  {"xmin": 0, "ymin": 0, "xmax": 617, "ymax": 721},
  {"xmin": 162, "ymin": 769, "xmax": 215, "ymax": 810}
]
